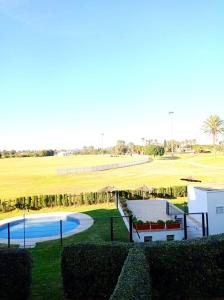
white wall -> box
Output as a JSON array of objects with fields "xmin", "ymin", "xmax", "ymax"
[
  {"xmin": 133, "ymin": 228, "xmax": 184, "ymax": 242},
  {"xmin": 188, "ymin": 186, "xmax": 208, "ymax": 213},
  {"xmin": 207, "ymin": 191, "xmax": 224, "ymax": 235}
]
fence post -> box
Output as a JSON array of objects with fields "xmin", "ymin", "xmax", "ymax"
[
  {"xmin": 23, "ymin": 215, "xmax": 26, "ymax": 249},
  {"xmin": 183, "ymin": 213, "xmax": 187, "ymax": 240},
  {"xmin": 202, "ymin": 213, "xmax": 205, "ymax": 236},
  {"xmin": 110, "ymin": 217, "xmax": 114, "ymax": 241},
  {"xmin": 166, "ymin": 202, "xmax": 169, "ymax": 215},
  {"xmin": 129, "ymin": 215, "xmax": 133, "ymax": 242},
  {"xmin": 206, "ymin": 212, "xmax": 209, "ymax": 236},
  {"xmin": 7, "ymin": 223, "xmax": 10, "ymax": 248},
  {"xmin": 115, "ymin": 191, "xmax": 118, "ymax": 209},
  {"xmin": 60, "ymin": 220, "xmax": 63, "ymax": 246}
]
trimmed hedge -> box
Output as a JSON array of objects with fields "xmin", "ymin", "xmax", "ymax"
[
  {"xmin": 0, "ymin": 192, "xmax": 115, "ymax": 212},
  {"xmin": 119, "ymin": 185, "xmax": 187, "ymax": 200},
  {"xmin": 144, "ymin": 236, "xmax": 224, "ymax": 299},
  {"xmin": 0, "ymin": 185, "xmax": 187, "ymax": 212},
  {"xmin": 61, "ymin": 242, "xmax": 130, "ymax": 300},
  {"xmin": 0, "ymin": 249, "xmax": 32, "ymax": 300},
  {"xmin": 110, "ymin": 247, "xmax": 151, "ymax": 300}
]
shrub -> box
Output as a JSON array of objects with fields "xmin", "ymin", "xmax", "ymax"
[
  {"xmin": 157, "ymin": 219, "xmax": 165, "ymax": 225},
  {"xmin": 166, "ymin": 219, "xmax": 179, "ymax": 225},
  {"xmin": 61, "ymin": 242, "xmax": 130, "ymax": 300},
  {"xmin": 110, "ymin": 247, "xmax": 151, "ymax": 300},
  {"xmin": 0, "ymin": 249, "xmax": 32, "ymax": 300},
  {"xmin": 144, "ymin": 236, "xmax": 224, "ymax": 299}
]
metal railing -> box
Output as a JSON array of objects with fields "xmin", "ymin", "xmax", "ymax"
[{"xmin": 0, "ymin": 215, "xmax": 132, "ymax": 249}]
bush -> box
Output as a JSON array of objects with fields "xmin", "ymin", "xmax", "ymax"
[
  {"xmin": 110, "ymin": 247, "xmax": 151, "ymax": 300},
  {"xmin": 144, "ymin": 236, "xmax": 224, "ymax": 299},
  {"xmin": 61, "ymin": 242, "xmax": 130, "ymax": 300},
  {"xmin": 0, "ymin": 249, "xmax": 32, "ymax": 300}
]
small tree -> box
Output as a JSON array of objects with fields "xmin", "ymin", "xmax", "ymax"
[
  {"xmin": 114, "ymin": 140, "xmax": 128, "ymax": 155},
  {"xmin": 144, "ymin": 145, "xmax": 165, "ymax": 157}
]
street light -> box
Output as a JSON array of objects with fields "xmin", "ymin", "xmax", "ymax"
[
  {"xmin": 101, "ymin": 133, "xmax": 104, "ymax": 153},
  {"xmin": 169, "ymin": 111, "xmax": 174, "ymax": 157}
]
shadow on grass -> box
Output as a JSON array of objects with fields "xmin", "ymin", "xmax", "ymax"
[{"xmin": 29, "ymin": 208, "xmax": 129, "ymax": 300}]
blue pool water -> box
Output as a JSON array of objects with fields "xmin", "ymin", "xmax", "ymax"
[{"xmin": 0, "ymin": 216, "xmax": 80, "ymax": 239}]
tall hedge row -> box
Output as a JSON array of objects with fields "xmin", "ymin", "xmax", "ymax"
[
  {"xmin": 110, "ymin": 247, "xmax": 151, "ymax": 300},
  {"xmin": 0, "ymin": 185, "xmax": 187, "ymax": 212},
  {"xmin": 144, "ymin": 236, "xmax": 224, "ymax": 299},
  {"xmin": 0, "ymin": 249, "xmax": 32, "ymax": 300},
  {"xmin": 61, "ymin": 242, "xmax": 130, "ymax": 300},
  {"xmin": 61, "ymin": 237, "xmax": 224, "ymax": 300},
  {"xmin": 0, "ymin": 192, "xmax": 114, "ymax": 212},
  {"xmin": 119, "ymin": 185, "xmax": 187, "ymax": 200}
]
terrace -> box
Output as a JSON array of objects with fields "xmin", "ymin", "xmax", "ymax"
[{"xmin": 119, "ymin": 199, "xmax": 185, "ymax": 242}]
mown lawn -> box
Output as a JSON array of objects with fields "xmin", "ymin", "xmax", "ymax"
[
  {"xmin": 0, "ymin": 204, "xmax": 129, "ymax": 300},
  {"xmin": 0, "ymin": 199, "xmax": 188, "ymax": 300},
  {"xmin": 1, "ymin": 153, "xmax": 224, "ymax": 199}
]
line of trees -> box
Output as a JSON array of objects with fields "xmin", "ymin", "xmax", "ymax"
[
  {"xmin": 0, "ymin": 149, "xmax": 55, "ymax": 158},
  {"xmin": 1, "ymin": 115, "xmax": 224, "ymax": 159}
]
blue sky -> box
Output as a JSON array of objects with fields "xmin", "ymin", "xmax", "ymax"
[{"xmin": 1, "ymin": 0, "xmax": 224, "ymax": 149}]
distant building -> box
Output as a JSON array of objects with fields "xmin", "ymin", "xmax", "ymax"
[
  {"xmin": 56, "ymin": 151, "xmax": 73, "ymax": 157},
  {"xmin": 176, "ymin": 147, "xmax": 193, "ymax": 153}
]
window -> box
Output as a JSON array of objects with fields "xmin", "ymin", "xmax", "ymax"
[
  {"xmin": 216, "ymin": 206, "xmax": 224, "ymax": 214},
  {"xmin": 167, "ymin": 235, "xmax": 174, "ymax": 241},
  {"xmin": 144, "ymin": 236, "xmax": 152, "ymax": 242}
]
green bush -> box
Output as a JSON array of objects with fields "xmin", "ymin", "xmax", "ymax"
[
  {"xmin": 0, "ymin": 249, "xmax": 32, "ymax": 300},
  {"xmin": 110, "ymin": 247, "xmax": 151, "ymax": 300},
  {"xmin": 144, "ymin": 236, "xmax": 224, "ymax": 299},
  {"xmin": 61, "ymin": 242, "xmax": 130, "ymax": 300},
  {"xmin": 0, "ymin": 185, "xmax": 187, "ymax": 212}
]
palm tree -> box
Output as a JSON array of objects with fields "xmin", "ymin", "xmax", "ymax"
[{"xmin": 202, "ymin": 115, "xmax": 224, "ymax": 148}]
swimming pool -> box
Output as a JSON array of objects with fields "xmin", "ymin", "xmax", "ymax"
[{"xmin": 0, "ymin": 212, "xmax": 94, "ymax": 247}]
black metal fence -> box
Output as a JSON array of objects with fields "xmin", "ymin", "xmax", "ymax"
[{"xmin": 0, "ymin": 214, "xmax": 133, "ymax": 249}]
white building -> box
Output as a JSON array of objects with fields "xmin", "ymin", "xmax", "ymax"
[{"xmin": 188, "ymin": 185, "xmax": 224, "ymax": 235}]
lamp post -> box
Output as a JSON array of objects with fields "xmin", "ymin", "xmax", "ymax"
[
  {"xmin": 169, "ymin": 111, "xmax": 174, "ymax": 157},
  {"xmin": 101, "ymin": 133, "xmax": 104, "ymax": 154}
]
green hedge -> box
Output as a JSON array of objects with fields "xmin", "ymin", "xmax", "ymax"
[
  {"xmin": 61, "ymin": 242, "xmax": 130, "ymax": 300},
  {"xmin": 110, "ymin": 247, "xmax": 151, "ymax": 300},
  {"xmin": 0, "ymin": 192, "xmax": 115, "ymax": 212},
  {"xmin": 119, "ymin": 185, "xmax": 187, "ymax": 200},
  {"xmin": 61, "ymin": 237, "xmax": 224, "ymax": 300},
  {"xmin": 144, "ymin": 236, "xmax": 224, "ymax": 299},
  {"xmin": 0, "ymin": 249, "xmax": 32, "ymax": 300},
  {"xmin": 0, "ymin": 185, "xmax": 187, "ymax": 212}
]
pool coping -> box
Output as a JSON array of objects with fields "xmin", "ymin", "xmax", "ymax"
[{"xmin": 0, "ymin": 212, "xmax": 94, "ymax": 247}]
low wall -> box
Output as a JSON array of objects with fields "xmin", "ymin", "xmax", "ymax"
[{"xmin": 57, "ymin": 157, "xmax": 150, "ymax": 175}]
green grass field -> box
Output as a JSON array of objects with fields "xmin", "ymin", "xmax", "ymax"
[
  {"xmin": 0, "ymin": 204, "xmax": 129, "ymax": 300},
  {"xmin": 1, "ymin": 153, "xmax": 224, "ymax": 199},
  {"xmin": 1, "ymin": 153, "xmax": 222, "ymax": 299}
]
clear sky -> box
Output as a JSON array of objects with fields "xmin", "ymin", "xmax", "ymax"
[{"xmin": 1, "ymin": 0, "xmax": 224, "ymax": 150}]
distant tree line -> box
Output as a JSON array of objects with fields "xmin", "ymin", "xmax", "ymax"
[{"xmin": 0, "ymin": 149, "xmax": 55, "ymax": 158}]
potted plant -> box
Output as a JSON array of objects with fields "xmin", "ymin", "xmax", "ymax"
[
  {"xmin": 150, "ymin": 220, "xmax": 165, "ymax": 230},
  {"xmin": 166, "ymin": 220, "xmax": 180, "ymax": 229},
  {"xmin": 133, "ymin": 220, "xmax": 151, "ymax": 230}
]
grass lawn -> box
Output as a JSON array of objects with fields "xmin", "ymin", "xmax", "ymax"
[
  {"xmin": 0, "ymin": 204, "xmax": 129, "ymax": 300},
  {"xmin": 0, "ymin": 153, "xmax": 224, "ymax": 199}
]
